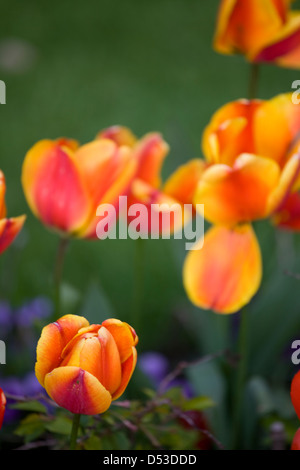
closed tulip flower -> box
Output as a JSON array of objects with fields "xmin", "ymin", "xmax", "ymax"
[
  {"xmin": 0, "ymin": 171, "xmax": 25, "ymax": 255},
  {"xmin": 214, "ymin": 0, "xmax": 300, "ymax": 69},
  {"xmin": 0, "ymin": 387, "xmax": 6, "ymax": 429},
  {"xmin": 183, "ymin": 93, "xmax": 300, "ymax": 314},
  {"xmin": 22, "ymin": 137, "xmax": 137, "ymax": 239},
  {"xmin": 35, "ymin": 315, "xmax": 138, "ymax": 415}
]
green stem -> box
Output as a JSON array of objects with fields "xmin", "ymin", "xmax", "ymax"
[
  {"xmin": 231, "ymin": 308, "xmax": 249, "ymax": 449},
  {"xmin": 70, "ymin": 413, "xmax": 81, "ymax": 450},
  {"xmin": 53, "ymin": 237, "xmax": 69, "ymax": 319},
  {"xmin": 248, "ymin": 63, "xmax": 260, "ymax": 100},
  {"xmin": 132, "ymin": 237, "xmax": 145, "ymax": 331}
]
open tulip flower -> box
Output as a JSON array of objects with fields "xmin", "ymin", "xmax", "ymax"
[
  {"xmin": 0, "ymin": 171, "xmax": 25, "ymax": 255},
  {"xmin": 22, "ymin": 136, "xmax": 137, "ymax": 239},
  {"xmin": 0, "ymin": 387, "xmax": 6, "ymax": 429},
  {"xmin": 98, "ymin": 126, "xmax": 203, "ymax": 236},
  {"xmin": 182, "ymin": 93, "xmax": 300, "ymax": 314},
  {"xmin": 214, "ymin": 0, "xmax": 300, "ymax": 69},
  {"xmin": 35, "ymin": 314, "xmax": 138, "ymax": 415}
]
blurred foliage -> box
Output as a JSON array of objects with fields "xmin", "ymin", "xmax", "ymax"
[{"xmin": 0, "ymin": 0, "xmax": 300, "ymax": 450}]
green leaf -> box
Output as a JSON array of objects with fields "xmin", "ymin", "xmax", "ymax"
[
  {"xmin": 83, "ymin": 435, "xmax": 102, "ymax": 450},
  {"xmin": 45, "ymin": 416, "xmax": 73, "ymax": 435},
  {"xmin": 182, "ymin": 395, "xmax": 215, "ymax": 412},
  {"xmin": 10, "ymin": 400, "xmax": 47, "ymax": 414},
  {"xmin": 15, "ymin": 413, "xmax": 46, "ymax": 443}
]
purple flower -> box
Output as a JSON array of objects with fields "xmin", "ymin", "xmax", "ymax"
[
  {"xmin": 16, "ymin": 297, "xmax": 53, "ymax": 328},
  {"xmin": 139, "ymin": 352, "xmax": 169, "ymax": 386}
]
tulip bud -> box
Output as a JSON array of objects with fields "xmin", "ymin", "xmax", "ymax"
[{"xmin": 35, "ymin": 315, "xmax": 138, "ymax": 415}]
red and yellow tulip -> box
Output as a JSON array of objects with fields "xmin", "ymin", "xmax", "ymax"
[
  {"xmin": 214, "ymin": 0, "xmax": 300, "ymax": 69},
  {"xmin": 98, "ymin": 126, "xmax": 202, "ymax": 237},
  {"xmin": 0, "ymin": 171, "xmax": 25, "ymax": 255},
  {"xmin": 35, "ymin": 314, "xmax": 138, "ymax": 415},
  {"xmin": 182, "ymin": 93, "xmax": 300, "ymax": 314},
  {"xmin": 292, "ymin": 429, "xmax": 300, "ymax": 450},
  {"xmin": 22, "ymin": 137, "xmax": 137, "ymax": 239},
  {"xmin": 0, "ymin": 388, "xmax": 6, "ymax": 429}
]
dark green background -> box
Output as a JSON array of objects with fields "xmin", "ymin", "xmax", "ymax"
[{"xmin": 1, "ymin": 0, "xmax": 300, "ymax": 448}]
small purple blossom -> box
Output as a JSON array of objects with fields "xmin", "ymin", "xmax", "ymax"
[{"xmin": 16, "ymin": 297, "xmax": 53, "ymax": 328}]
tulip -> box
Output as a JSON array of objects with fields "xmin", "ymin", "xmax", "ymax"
[
  {"xmin": 98, "ymin": 126, "xmax": 203, "ymax": 237},
  {"xmin": 0, "ymin": 171, "xmax": 25, "ymax": 255},
  {"xmin": 183, "ymin": 93, "xmax": 300, "ymax": 314},
  {"xmin": 0, "ymin": 387, "xmax": 6, "ymax": 429},
  {"xmin": 35, "ymin": 314, "xmax": 138, "ymax": 415},
  {"xmin": 214, "ymin": 0, "xmax": 300, "ymax": 69},
  {"xmin": 22, "ymin": 136, "xmax": 137, "ymax": 239},
  {"xmin": 292, "ymin": 429, "xmax": 300, "ymax": 450}
]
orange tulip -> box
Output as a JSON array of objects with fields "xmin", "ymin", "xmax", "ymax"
[
  {"xmin": 22, "ymin": 137, "xmax": 137, "ymax": 239},
  {"xmin": 35, "ymin": 314, "xmax": 138, "ymax": 415},
  {"xmin": 183, "ymin": 93, "xmax": 300, "ymax": 314},
  {"xmin": 214, "ymin": 0, "xmax": 300, "ymax": 69},
  {"xmin": 292, "ymin": 429, "xmax": 300, "ymax": 450},
  {"xmin": 0, "ymin": 387, "xmax": 6, "ymax": 429},
  {"xmin": 98, "ymin": 126, "xmax": 202, "ymax": 237},
  {"xmin": 0, "ymin": 171, "xmax": 25, "ymax": 255}
]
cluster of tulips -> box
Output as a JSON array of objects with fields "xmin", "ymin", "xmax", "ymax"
[{"xmin": 1, "ymin": 0, "xmax": 300, "ymax": 450}]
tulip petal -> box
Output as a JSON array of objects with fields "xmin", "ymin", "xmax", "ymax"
[
  {"xmin": 22, "ymin": 140, "xmax": 92, "ymax": 234},
  {"xmin": 0, "ymin": 171, "xmax": 6, "ymax": 219},
  {"xmin": 35, "ymin": 314, "xmax": 89, "ymax": 386},
  {"xmin": 134, "ymin": 133, "xmax": 169, "ymax": 188},
  {"xmin": 202, "ymin": 100, "xmax": 262, "ymax": 166},
  {"xmin": 273, "ymin": 191, "xmax": 300, "ymax": 230},
  {"xmin": 291, "ymin": 371, "xmax": 300, "ymax": 420},
  {"xmin": 97, "ymin": 126, "xmax": 137, "ymax": 148},
  {"xmin": 102, "ymin": 319, "xmax": 138, "ymax": 363},
  {"xmin": 0, "ymin": 215, "xmax": 26, "ymax": 255},
  {"xmin": 292, "ymin": 429, "xmax": 300, "ymax": 450},
  {"xmin": 163, "ymin": 159, "xmax": 208, "ymax": 205},
  {"xmin": 0, "ymin": 388, "xmax": 6, "ymax": 430},
  {"xmin": 214, "ymin": 0, "xmax": 284, "ymax": 56},
  {"xmin": 253, "ymin": 12, "xmax": 300, "ymax": 69},
  {"xmin": 268, "ymin": 153, "xmax": 300, "ymax": 214},
  {"xmin": 254, "ymin": 93, "xmax": 300, "ymax": 166},
  {"xmin": 195, "ymin": 153, "xmax": 280, "ymax": 225},
  {"xmin": 127, "ymin": 179, "xmax": 186, "ymax": 237},
  {"xmin": 97, "ymin": 327, "xmax": 122, "ymax": 395},
  {"xmin": 75, "ymin": 140, "xmax": 137, "ymax": 238},
  {"xmin": 44, "ymin": 366, "xmax": 112, "ymax": 415},
  {"xmin": 183, "ymin": 224, "xmax": 262, "ymax": 314},
  {"xmin": 112, "ymin": 347, "xmax": 137, "ymax": 401}
]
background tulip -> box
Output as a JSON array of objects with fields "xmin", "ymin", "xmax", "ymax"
[
  {"xmin": 214, "ymin": 0, "xmax": 300, "ymax": 69},
  {"xmin": 183, "ymin": 93, "xmax": 300, "ymax": 314},
  {"xmin": 0, "ymin": 387, "xmax": 6, "ymax": 429},
  {"xmin": 292, "ymin": 429, "xmax": 300, "ymax": 450},
  {"xmin": 0, "ymin": 171, "xmax": 25, "ymax": 255},
  {"xmin": 99, "ymin": 126, "xmax": 201, "ymax": 237},
  {"xmin": 22, "ymin": 137, "xmax": 137, "ymax": 239},
  {"xmin": 35, "ymin": 314, "xmax": 138, "ymax": 415}
]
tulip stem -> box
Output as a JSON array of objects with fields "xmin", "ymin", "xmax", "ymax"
[
  {"xmin": 53, "ymin": 237, "xmax": 69, "ymax": 319},
  {"xmin": 248, "ymin": 63, "xmax": 260, "ymax": 100},
  {"xmin": 232, "ymin": 308, "xmax": 249, "ymax": 449},
  {"xmin": 132, "ymin": 237, "xmax": 145, "ymax": 331},
  {"xmin": 70, "ymin": 413, "xmax": 81, "ymax": 450}
]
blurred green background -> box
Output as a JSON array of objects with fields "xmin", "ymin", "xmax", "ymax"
[{"xmin": 1, "ymin": 0, "xmax": 300, "ymax": 449}]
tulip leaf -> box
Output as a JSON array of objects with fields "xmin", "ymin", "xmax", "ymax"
[
  {"xmin": 45, "ymin": 416, "xmax": 73, "ymax": 435},
  {"xmin": 10, "ymin": 400, "xmax": 47, "ymax": 414},
  {"xmin": 15, "ymin": 413, "xmax": 46, "ymax": 443}
]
